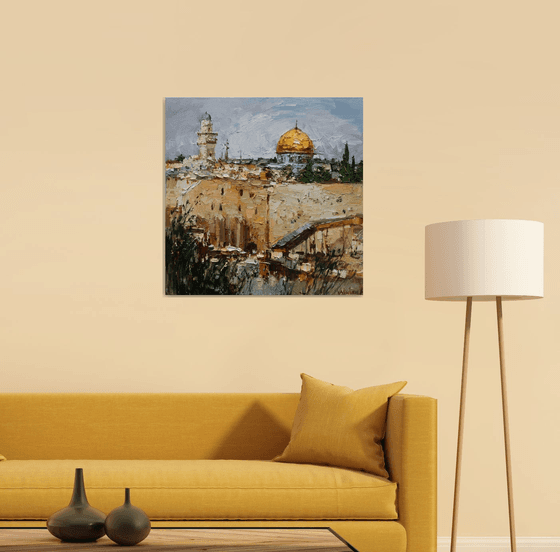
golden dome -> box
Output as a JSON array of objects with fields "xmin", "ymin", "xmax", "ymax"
[{"xmin": 276, "ymin": 126, "xmax": 314, "ymax": 155}]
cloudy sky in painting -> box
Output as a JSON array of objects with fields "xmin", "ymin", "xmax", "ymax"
[{"xmin": 165, "ymin": 97, "xmax": 363, "ymax": 162}]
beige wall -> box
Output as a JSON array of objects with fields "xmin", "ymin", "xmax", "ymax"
[{"xmin": 1, "ymin": 0, "xmax": 558, "ymax": 538}]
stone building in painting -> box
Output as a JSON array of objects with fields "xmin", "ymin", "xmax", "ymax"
[
  {"xmin": 196, "ymin": 112, "xmax": 218, "ymax": 161},
  {"xmin": 276, "ymin": 123, "xmax": 314, "ymax": 163},
  {"xmin": 272, "ymin": 123, "xmax": 314, "ymax": 175}
]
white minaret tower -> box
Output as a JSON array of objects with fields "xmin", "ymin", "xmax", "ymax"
[{"xmin": 197, "ymin": 112, "xmax": 218, "ymax": 160}]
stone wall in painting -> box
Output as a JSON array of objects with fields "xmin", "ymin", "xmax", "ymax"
[{"xmin": 166, "ymin": 176, "xmax": 363, "ymax": 253}]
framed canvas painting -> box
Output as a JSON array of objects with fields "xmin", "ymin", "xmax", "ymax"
[{"xmin": 165, "ymin": 97, "xmax": 363, "ymax": 295}]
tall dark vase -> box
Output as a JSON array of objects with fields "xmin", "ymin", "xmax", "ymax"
[
  {"xmin": 47, "ymin": 468, "xmax": 106, "ymax": 542},
  {"xmin": 105, "ymin": 488, "xmax": 151, "ymax": 546}
]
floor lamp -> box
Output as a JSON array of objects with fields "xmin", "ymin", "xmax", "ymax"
[{"xmin": 425, "ymin": 219, "xmax": 544, "ymax": 552}]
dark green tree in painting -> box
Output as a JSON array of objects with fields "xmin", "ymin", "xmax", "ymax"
[
  {"xmin": 356, "ymin": 159, "xmax": 363, "ymax": 182},
  {"xmin": 339, "ymin": 143, "xmax": 362, "ymax": 183},
  {"xmin": 314, "ymin": 164, "xmax": 332, "ymax": 183},
  {"xmin": 298, "ymin": 160, "xmax": 332, "ymax": 183},
  {"xmin": 166, "ymin": 210, "xmax": 247, "ymax": 295},
  {"xmin": 298, "ymin": 160, "xmax": 315, "ymax": 183},
  {"xmin": 343, "ymin": 142, "xmax": 350, "ymax": 165},
  {"xmin": 339, "ymin": 143, "xmax": 353, "ymax": 182}
]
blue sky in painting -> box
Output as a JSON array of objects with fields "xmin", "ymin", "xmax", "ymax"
[{"xmin": 165, "ymin": 97, "xmax": 363, "ymax": 162}]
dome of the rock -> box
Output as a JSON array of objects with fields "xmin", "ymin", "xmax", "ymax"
[{"xmin": 276, "ymin": 126, "xmax": 314, "ymax": 155}]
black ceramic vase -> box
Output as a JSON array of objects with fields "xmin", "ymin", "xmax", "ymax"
[
  {"xmin": 105, "ymin": 488, "xmax": 151, "ymax": 546},
  {"xmin": 47, "ymin": 468, "xmax": 106, "ymax": 542}
]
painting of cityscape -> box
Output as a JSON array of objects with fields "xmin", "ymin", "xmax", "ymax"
[{"xmin": 165, "ymin": 98, "xmax": 363, "ymax": 295}]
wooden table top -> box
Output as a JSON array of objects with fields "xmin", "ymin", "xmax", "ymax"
[{"xmin": 0, "ymin": 528, "xmax": 357, "ymax": 551}]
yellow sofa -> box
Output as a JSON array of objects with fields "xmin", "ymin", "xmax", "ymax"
[{"xmin": 0, "ymin": 392, "xmax": 436, "ymax": 552}]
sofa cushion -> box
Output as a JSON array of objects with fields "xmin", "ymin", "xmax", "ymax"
[
  {"xmin": 0, "ymin": 459, "xmax": 398, "ymax": 521},
  {"xmin": 273, "ymin": 374, "xmax": 406, "ymax": 478}
]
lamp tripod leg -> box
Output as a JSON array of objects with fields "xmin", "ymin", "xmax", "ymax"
[
  {"xmin": 450, "ymin": 297, "xmax": 472, "ymax": 552},
  {"xmin": 496, "ymin": 296, "xmax": 517, "ymax": 552}
]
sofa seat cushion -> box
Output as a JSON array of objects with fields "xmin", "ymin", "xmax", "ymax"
[{"xmin": 0, "ymin": 459, "xmax": 398, "ymax": 521}]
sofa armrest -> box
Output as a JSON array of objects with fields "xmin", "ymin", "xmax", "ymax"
[{"xmin": 384, "ymin": 394, "xmax": 437, "ymax": 552}]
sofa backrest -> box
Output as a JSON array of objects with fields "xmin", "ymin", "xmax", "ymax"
[{"xmin": 0, "ymin": 393, "xmax": 300, "ymax": 460}]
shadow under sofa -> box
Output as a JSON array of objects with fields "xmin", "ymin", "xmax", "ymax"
[{"xmin": 0, "ymin": 392, "xmax": 436, "ymax": 552}]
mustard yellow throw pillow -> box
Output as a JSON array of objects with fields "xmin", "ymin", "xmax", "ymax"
[
  {"xmin": 0, "ymin": 455, "xmax": 6, "ymax": 461},
  {"xmin": 273, "ymin": 373, "xmax": 406, "ymax": 478}
]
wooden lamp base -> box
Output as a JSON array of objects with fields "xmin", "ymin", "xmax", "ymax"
[{"xmin": 450, "ymin": 296, "xmax": 517, "ymax": 552}]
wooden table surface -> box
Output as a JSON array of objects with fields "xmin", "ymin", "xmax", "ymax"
[{"xmin": 0, "ymin": 528, "xmax": 357, "ymax": 551}]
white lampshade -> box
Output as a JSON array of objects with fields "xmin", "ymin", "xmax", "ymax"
[{"xmin": 425, "ymin": 219, "xmax": 544, "ymax": 301}]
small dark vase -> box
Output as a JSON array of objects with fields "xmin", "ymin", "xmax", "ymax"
[
  {"xmin": 47, "ymin": 468, "xmax": 106, "ymax": 542},
  {"xmin": 105, "ymin": 488, "xmax": 151, "ymax": 546}
]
